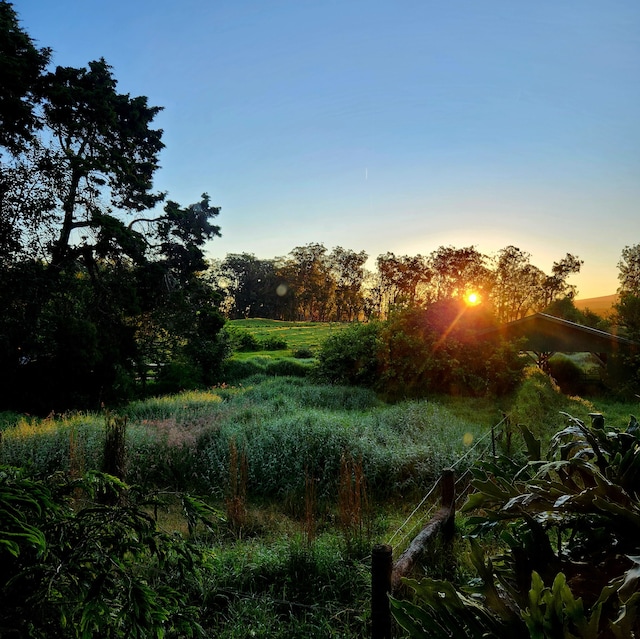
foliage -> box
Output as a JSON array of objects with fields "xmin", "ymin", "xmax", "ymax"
[
  {"xmin": 391, "ymin": 412, "xmax": 640, "ymax": 638},
  {"xmin": 617, "ymin": 244, "xmax": 640, "ymax": 296},
  {"xmin": 313, "ymin": 321, "xmax": 381, "ymax": 387},
  {"xmin": 224, "ymin": 325, "xmax": 261, "ymax": 352},
  {"xmin": 508, "ymin": 366, "xmax": 594, "ymax": 441},
  {"xmin": 544, "ymin": 296, "xmax": 612, "ymax": 331},
  {"xmin": 0, "ymin": 6, "xmax": 227, "ymax": 412},
  {"xmin": 214, "ymin": 243, "xmax": 583, "ymax": 325},
  {"xmin": 293, "ymin": 347, "xmax": 315, "ymax": 359},
  {"xmin": 376, "ymin": 301, "xmax": 525, "ymax": 399},
  {"xmin": 314, "ymin": 302, "xmax": 526, "ymax": 398},
  {"xmin": 1, "ymin": 381, "xmax": 487, "ymax": 501},
  {"xmin": 0, "ymin": 466, "xmax": 208, "ymax": 638},
  {"xmin": 548, "ymin": 354, "xmax": 587, "ymax": 395},
  {"xmin": 228, "ymin": 318, "xmax": 350, "ymax": 352},
  {"xmin": 0, "ymin": 0, "xmax": 51, "ymax": 154},
  {"xmin": 260, "ymin": 336, "xmax": 288, "ymax": 351}
]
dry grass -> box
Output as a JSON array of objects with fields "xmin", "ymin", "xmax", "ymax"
[
  {"xmin": 338, "ymin": 453, "xmax": 370, "ymax": 550},
  {"xmin": 226, "ymin": 437, "xmax": 248, "ymax": 533}
]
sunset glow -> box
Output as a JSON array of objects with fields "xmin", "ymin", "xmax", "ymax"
[{"xmin": 465, "ymin": 292, "xmax": 481, "ymax": 306}]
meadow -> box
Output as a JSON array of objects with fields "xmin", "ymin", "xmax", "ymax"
[
  {"xmin": 1, "ymin": 319, "xmax": 638, "ymax": 637},
  {"xmin": 229, "ymin": 318, "xmax": 350, "ymax": 354}
]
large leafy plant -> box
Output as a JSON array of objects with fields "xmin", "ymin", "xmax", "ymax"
[{"xmin": 391, "ymin": 412, "xmax": 640, "ymax": 638}]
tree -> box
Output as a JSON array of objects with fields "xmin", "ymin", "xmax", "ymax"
[
  {"xmin": 40, "ymin": 58, "xmax": 165, "ymax": 269},
  {"xmin": 0, "ymin": 0, "xmax": 51, "ymax": 153},
  {"xmin": 491, "ymin": 246, "xmax": 545, "ymax": 322},
  {"xmin": 282, "ymin": 243, "xmax": 335, "ymax": 321},
  {"xmin": 375, "ymin": 253, "xmax": 431, "ymax": 317},
  {"xmin": 427, "ymin": 246, "xmax": 488, "ymax": 302},
  {"xmin": 618, "ymin": 244, "xmax": 640, "ymax": 296},
  {"xmin": 0, "ymin": 6, "xmax": 226, "ymax": 410},
  {"xmin": 328, "ymin": 246, "xmax": 368, "ymax": 321},
  {"xmin": 539, "ymin": 253, "xmax": 583, "ymax": 307},
  {"xmin": 218, "ymin": 253, "xmax": 287, "ymax": 319}
]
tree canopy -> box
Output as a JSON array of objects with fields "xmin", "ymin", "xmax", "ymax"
[{"xmin": 0, "ymin": 2, "xmax": 225, "ymax": 412}]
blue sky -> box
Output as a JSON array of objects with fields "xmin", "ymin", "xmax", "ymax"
[{"xmin": 15, "ymin": 0, "xmax": 640, "ymax": 298}]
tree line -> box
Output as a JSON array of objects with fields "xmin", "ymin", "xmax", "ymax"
[{"xmin": 213, "ymin": 244, "xmax": 584, "ymax": 323}]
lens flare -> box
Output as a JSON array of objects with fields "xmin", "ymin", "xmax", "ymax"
[{"xmin": 465, "ymin": 292, "xmax": 480, "ymax": 306}]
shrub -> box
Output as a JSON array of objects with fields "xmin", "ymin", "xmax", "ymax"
[
  {"xmin": 220, "ymin": 357, "xmax": 267, "ymax": 383},
  {"xmin": 314, "ymin": 322, "xmax": 381, "ymax": 387},
  {"xmin": 508, "ymin": 366, "xmax": 591, "ymax": 441},
  {"xmin": 377, "ymin": 303, "xmax": 524, "ymax": 399},
  {"xmin": 265, "ymin": 358, "xmax": 310, "ymax": 377},
  {"xmin": 224, "ymin": 326, "xmax": 261, "ymax": 352},
  {"xmin": 153, "ymin": 358, "xmax": 202, "ymax": 394},
  {"xmin": 260, "ymin": 337, "xmax": 288, "ymax": 351},
  {"xmin": 293, "ymin": 347, "xmax": 315, "ymax": 359},
  {"xmin": 548, "ymin": 354, "xmax": 585, "ymax": 394},
  {"xmin": 0, "ymin": 468, "xmax": 207, "ymax": 638}
]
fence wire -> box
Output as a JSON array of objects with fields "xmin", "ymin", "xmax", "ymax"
[{"xmin": 386, "ymin": 416, "xmax": 507, "ymax": 554}]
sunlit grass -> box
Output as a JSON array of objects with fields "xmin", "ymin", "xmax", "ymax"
[{"xmin": 229, "ymin": 318, "xmax": 350, "ymax": 353}]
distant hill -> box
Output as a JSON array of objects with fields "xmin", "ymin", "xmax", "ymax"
[{"xmin": 574, "ymin": 294, "xmax": 618, "ymax": 316}]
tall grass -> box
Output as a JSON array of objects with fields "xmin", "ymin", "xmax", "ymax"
[{"xmin": 0, "ymin": 377, "xmax": 490, "ymax": 501}]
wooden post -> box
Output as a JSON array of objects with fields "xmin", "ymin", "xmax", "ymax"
[
  {"xmin": 441, "ymin": 468, "xmax": 455, "ymax": 540},
  {"xmin": 391, "ymin": 469, "xmax": 456, "ymax": 592},
  {"xmin": 371, "ymin": 543, "xmax": 393, "ymax": 639}
]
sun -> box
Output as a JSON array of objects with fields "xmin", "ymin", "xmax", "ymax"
[{"xmin": 465, "ymin": 291, "xmax": 481, "ymax": 306}]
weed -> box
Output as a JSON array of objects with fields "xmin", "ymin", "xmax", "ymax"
[
  {"xmin": 304, "ymin": 468, "xmax": 317, "ymax": 547},
  {"xmin": 226, "ymin": 437, "xmax": 248, "ymax": 534},
  {"xmin": 338, "ymin": 453, "xmax": 371, "ymax": 555}
]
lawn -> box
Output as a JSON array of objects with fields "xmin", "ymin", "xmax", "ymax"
[{"xmin": 229, "ymin": 318, "xmax": 350, "ymax": 353}]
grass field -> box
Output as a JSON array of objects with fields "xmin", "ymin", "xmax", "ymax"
[{"xmin": 229, "ymin": 318, "xmax": 350, "ymax": 354}]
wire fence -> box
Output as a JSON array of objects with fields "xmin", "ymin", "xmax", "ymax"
[{"xmin": 386, "ymin": 415, "xmax": 508, "ymax": 555}]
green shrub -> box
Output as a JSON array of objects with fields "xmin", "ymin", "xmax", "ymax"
[
  {"xmin": 548, "ymin": 354, "xmax": 585, "ymax": 394},
  {"xmin": 220, "ymin": 357, "xmax": 267, "ymax": 383},
  {"xmin": 153, "ymin": 358, "xmax": 202, "ymax": 394},
  {"xmin": 508, "ymin": 366, "xmax": 592, "ymax": 441},
  {"xmin": 376, "ymin": 303, "xmax": 524, "ymax": 399},
  {"xmin": 0, "ymin": 468, "xmax": 207, "ymax": 638},
  {"xmin": 265, "ymin": 358, "xmax": 310, "ymax": 377},
  {"xmin": 293, "ymin": 347, "xmax": 315, "ymax": 359},
  {"xmin": 314, "ymin": 322, "xmax": 381, "ymax": 387},
  {"xmin": 224, "ymin": 326, "xmax": 261, "ymax": 352},
  {"xmin": 314, "ymin": 304, "xmax": 524, "ymax": 399},
  {"xmin": 260, "ymin": 337, "xmax": 288, "ymax": 350}
]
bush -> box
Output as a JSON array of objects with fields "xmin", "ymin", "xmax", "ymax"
[
  {"xmin": 392, "ymin": 412, "xmax": 640, "ymax": 638},
  {"xmin": 260, "ymin": 337, "xmax": 288, "ymax": 351},
  {"xmin": 265, "ymin": 359, "xmax": 310, "ymax": 377},
  {"xmin": 314, "ymin": 303, "xmax": 524, "ymax": 399},
  {"xmin": 548, "ymin": 354, "xmax": 585, "ymax": 394},
  {"xmin": 376, "ymin": 303, "xmax": 524, "ymax": 399},
  {"xmin": 224, "ymin": 327, "xmax": 261, "ymax": 352},
  {"xmin": 314, "ymin": 322, "xmax": 381, "ymax": 387},
  {"xmin": 293, "ymin": 347, "xmax": 315, "ymax": 359},
  {"xmin": 220, "ymin": 357, "xmax": 267, "ymax": 383},
  {"xmin": 0, "ymin": 468, "xmax": 207, "ymax": 638}
]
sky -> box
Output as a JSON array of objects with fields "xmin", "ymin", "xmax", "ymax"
[{"xmin": 14, "ymin": 0, "xmax": 640, "ymax": 299}]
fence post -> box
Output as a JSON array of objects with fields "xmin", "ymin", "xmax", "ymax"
[
  {"xmin": 441, "ymin": 468, "xmax": 455, "ymax": 540},
  {"xmin": 371, "ymin": 543, "xmax": 393, "ymax": 639}
]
